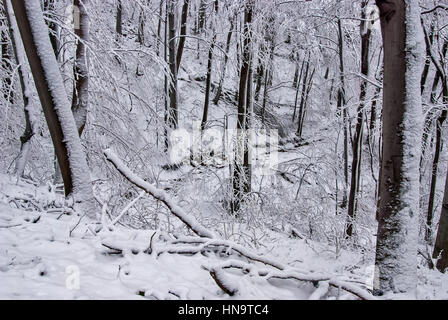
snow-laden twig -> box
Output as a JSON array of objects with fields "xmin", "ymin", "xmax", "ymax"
[
  {"xmin": 104, "ymin": 149, "xmax": 216, "ymax": 239},
  {"xmin": 110, "ymin": 191, "xmax": 146, "ymax": 226}
]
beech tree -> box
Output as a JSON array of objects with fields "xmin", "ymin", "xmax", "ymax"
[{"xmin": 374, "ymin": 0, "xmax": 425, "ymax": 295}]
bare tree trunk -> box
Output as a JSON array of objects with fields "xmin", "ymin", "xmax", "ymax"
[
  {"xmin": 298, "ymin": 68, "xmax": 314, "ymax": 138},
  {"xmin": 374, "ymin": 0, "xmax": 424, "ymax": 295},
  {"xmin": 116, "ymin": 0, "xmax": 123, "ymax": 37},
  {"xmin": 337, "ymin": 18, "xmax": 348, "ymax": 209},
  {"xmin": 201, "ymin": 34, "xmax": 216, "ymax": 131},
  {"xmin": 167, "ymin": 0, "xmax": 178, "ymax": 130},
  {"xmin": 71, "ymin": 0, "xmax": 89, "ymax": 137},
  {"xmin": 421, "ymin": 42, "xmax": 448, "ymax": 161},
  {"xmin": 12, "ymin": 0, "xmax": 96, "ymax": 217},
  {"xmin": 346, "ymin": 0, "xmax": 371, "ymax": 238},
  {"xmin": 421, "ymin": 22, "xmax": 435, "ymax": 95},
  {"xmin": 156, "ymin": 0, "xmax": 163, "ymax": 56},
  {"xmin": 231, "ymin": 0, "xmax": 253, "ymax": 214},
  {"xmin": 292, "ymin": 56, "xmax": 306, "ymax": 122},
  {"xmin": 213, "ymin": 15, "xmax": 234, "ymax": 105},
  {"xmin": 426, "ymin": 108, "xmax": 447, "ymax": 243},
  {"xmin": 137, "ymin": 4, "xmax": 145, "ymax": 45},
  {"xmin": 176, "ymin": 0, "xmax": 190, "ymax": 72},
  {"xmin": 164, "ymin": 1, "xmax": 169, "ymax": 151},
  {"xmin": 198, "ymin": 0, "xmax": 206, "ymax": 33},
  {"xmin": 296, "ymin": 58, "xmax": 310, "ymax": 138}
]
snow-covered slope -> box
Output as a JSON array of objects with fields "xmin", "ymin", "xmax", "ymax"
[{"xmin": 1, "ymin": 175, "xmax": 447, "ymax": 300}]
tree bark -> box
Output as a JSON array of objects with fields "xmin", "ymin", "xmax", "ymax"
[
  {"xmin": 71, "ymin": 0, "xmax": 89, "ymax": 137},
  {"xmin": 201, "ymin": 34, "xmax": 216, "ymax": 131},
  {"xmin": 116, "ymin": 0, "xmax": 123, "ymax": 37},
  {"xmin": 167, "ymin": 0, "xmax": 178, "ymax": 130},
  {"xmin": 213, "ymin": 15, "xmax": 234, "ymax": 105},
  {"xmin": 374, "ymin": 0, "xmax": 424, "ymax": 295},
  {"xmin": 232, "ymin": 0, "xmax": 253, "ymax": 214},
  {"xmin": 337, "ymin": 18, "xmax": 348, "ymax": 209},
  {"xmin": 176, "ymin": 0, "xmax": 190, "ymax": 72},
  {"xmin": 346, "ymin": 0, "xmax": 371, "ymax": 238}
]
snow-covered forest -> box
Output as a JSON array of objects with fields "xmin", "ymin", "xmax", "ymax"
[{"xmin": 0, "ymin": 0, "xmax": 448, "ymax": 300}]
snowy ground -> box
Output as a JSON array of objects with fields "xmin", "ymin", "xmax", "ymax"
[{"xmin": 1, "ymin": 174, "xmax": 447, "ymax": 300}]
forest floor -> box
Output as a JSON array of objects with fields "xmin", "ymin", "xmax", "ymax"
[{"xmin": 0, "ymin": 174, "xmax": 447, "ymax": 300}]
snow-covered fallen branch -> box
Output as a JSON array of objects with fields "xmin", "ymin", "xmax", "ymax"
[
  {"xmin": 104, "ymin": 149, "xmax": 216, "ymax": 239},
  {"xmin": 203, "ymin": 260, "xmax": 376, "ymax": 300},
  {"xmin": 103, "ymin": 150, "xmax": 377, "ymax": 300}
]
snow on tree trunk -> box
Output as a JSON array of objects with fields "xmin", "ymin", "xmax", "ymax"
[
  {"xmin": 72, "ymin": 0, "xmax": 90, "ymax": 136},
  {"xmin": 374, "ymin": 0, "xmax": 424, "ymax": 296},
  {"xmin": 12, "ymin": 0, "xmax": 96, "ymax": 218}
]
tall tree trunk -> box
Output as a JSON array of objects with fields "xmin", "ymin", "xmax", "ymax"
[
  {"xmin": 167, "ymin": 0, "xmax": 178, "ymax": 130},
  {"xmin": 374, "ymin": 0, "xmax": 424, "ymax": 295},
  {"xmin": 421, "ymin": 41, "xmax": 448, "ymax": 161},
  {"xmin": 231, "ymin": 0, "xmax": 253, "ymax": 214},
  {"xmin": 296, "ymin": 58, "xmax": 310, "ymax": 138},
  {"xmin": 337, "ymin": 18, "xmax": 348, "ymax": 209},
  {"xmin": 156, "ymin": 0, "xmax": 163, "ymax": 56},
  {"xmin": 137, "ymin": 5, "xmax": 145, "ymax": 45},
  {"xmin": 213, "ymin": 15, "xmax": 234, "ymax": 105},
  {"xmin": 71, "ymin": 0, "xmax": 89, "ymax": 137},
  {"xmin": 176, "ymin": 0, "xmax": 190, "ymax": 72},
  {"xmin": 116, "ymin": 0, "xmax": 123, "ymax": 37},
  {"xmin": 426, "ymin": 108, "xmax": 447, "ymax": 243},
  {"xmin": 201, "ymin": 34, "xmax": 216, "ymax": 131},
  {"xmin": 346, "ymin": 0, "xmax": 372, "ymax": 238},
  {"xmin": 12, "ymin": 0, "xmax": 96, "ymax": 217},
  {"xmin": 292, "ymin": 56, "xmax": 306, "ymax": 122},
  {"xmin": 421, "ymin": 22, "xmax": 435, "ymax": 95},
  {"xmin": 298, "ymin": 68, "xmax": 315, "ymax": 138}
]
